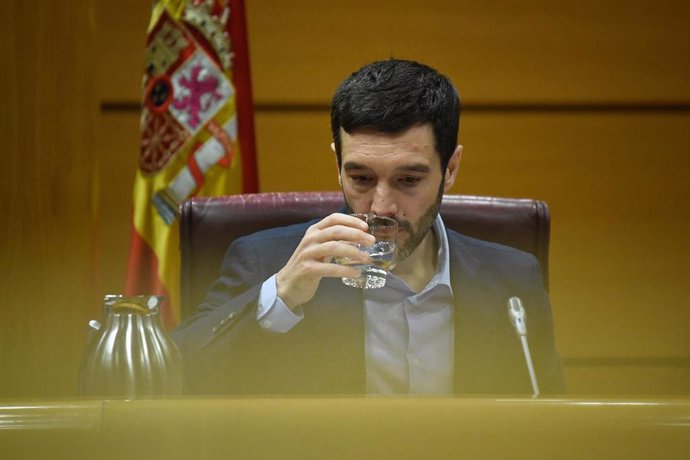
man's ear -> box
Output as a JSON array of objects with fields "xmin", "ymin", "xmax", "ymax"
[
  {"xmin": 443, "ymin": 145, "xmax": 463, "ymax": 191},
  {"xmin": 331, "ymin": 142, "xmax": 342, "ymax": 185}
]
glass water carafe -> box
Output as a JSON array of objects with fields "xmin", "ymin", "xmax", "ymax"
[{"xmin": 78, "ymin": 295, "xmax": 183, "ymax": 397}]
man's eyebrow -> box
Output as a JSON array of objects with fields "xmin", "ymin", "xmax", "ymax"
[
  {"xmin": 343, "ymin": 162, "xmax": 368, "ymax": 171},
  {"xmin": 343, "ymin": 162, "xmax": 431, "ymax": 173},
  {"xmin": 398, "ymin": 164, "xmax": 431, "ymax": 173}
]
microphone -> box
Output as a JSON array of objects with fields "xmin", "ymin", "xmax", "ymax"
[{"xmin": 507, "ymin": 297, "xmax": 540, "ymax": 398}]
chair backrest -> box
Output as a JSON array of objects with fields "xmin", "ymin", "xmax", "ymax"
[{"xmin": 179, "ymin": 192, "xmax": 550, "ymax": 321}]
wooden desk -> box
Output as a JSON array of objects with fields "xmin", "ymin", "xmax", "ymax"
[{"xmin": 1, "ymin": 397, "xmax": 688, "ymax": 459}]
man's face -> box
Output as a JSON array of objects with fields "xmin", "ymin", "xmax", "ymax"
[{"xmin": 337, "ymin": 124, "xmax": 460, "ymax": 261}]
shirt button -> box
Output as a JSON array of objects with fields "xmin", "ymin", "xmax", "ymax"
[
  {"xmin": 260, "ymin": 318, "xmax": 273, "ymax": 329},
  {"xmin": 412, "ymin": 357, "xmax": 420, "ymax": 367},
  {"xmin": 220, "ymin": 311, "xmax": 238, "ymax": 325}
]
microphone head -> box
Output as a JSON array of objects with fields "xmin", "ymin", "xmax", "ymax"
[{"xmin": 507, "ymin": 296, "xmax": 527, "ymax": 336}]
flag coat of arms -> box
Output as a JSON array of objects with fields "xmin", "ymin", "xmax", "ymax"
[{"xmin": 126, "ymin": 0, "xmax": 257, "ymax": 327}]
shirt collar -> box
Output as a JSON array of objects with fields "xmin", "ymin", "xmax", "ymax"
[{"xmin": 431, "ymin": 214, "xmax": 453, "ymax": 293}]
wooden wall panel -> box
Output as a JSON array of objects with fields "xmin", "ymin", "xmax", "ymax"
[
  {"xmin": 98, "ymin": 0, "xmax": 690, "ymax": 104},
  {"xmin": 457, "ymin": 113, "xmax": 690, "ymax": 362},
  {"xmin": 255, "ymin": 112, "xmax": 338, "ymax": 191},
  {"xmin": 246, "ymin": 0, "xmax": 690, "ymax": 104},
  {"xmin": 94, "ymin": 112, "xmax": 141, "ymax": 296},
  {"xmin": 565, "ymin": 365, "xmax": 690, "ymax": 395},
  {"xmin": 95, "ymin": 0, "xmax": 149, "ymax": 102},
  {"xmin": 0, "ymin": 0, "xmax": 98, "ymax": 397}
]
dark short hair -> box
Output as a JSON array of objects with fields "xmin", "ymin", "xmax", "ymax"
[{"xmin": 331, "ymin": 59, "xmax": 460, "ymax": 171}]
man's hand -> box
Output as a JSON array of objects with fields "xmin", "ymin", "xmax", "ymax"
[{"xmin": 276, "ymin": 213, "xmax": 375, "ymax": 309}]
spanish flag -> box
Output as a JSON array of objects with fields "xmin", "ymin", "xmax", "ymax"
[{"xmin": 126, "ymin": 0, "xmax": 257, "ymax": 328}]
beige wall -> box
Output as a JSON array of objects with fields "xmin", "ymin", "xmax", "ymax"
[{"xmin": 1, "ymin": 0, "xmax": 688, "ymax": 397}]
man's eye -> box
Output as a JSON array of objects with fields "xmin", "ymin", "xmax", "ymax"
[
  {"xmin": 351, "ymin": 175, "xmax": 372, "ymax": 183},
  {"xmin": 399, "ymin": 176, "xmax": 421, "ymax": 186}
]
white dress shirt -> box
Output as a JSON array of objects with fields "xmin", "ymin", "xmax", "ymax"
[{"xmin": 257, "ymin": 215, "xmax": 455, "ymax": 394}]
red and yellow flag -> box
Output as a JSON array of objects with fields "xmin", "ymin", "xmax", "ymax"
[{"xmin": 126, "ymin": 0, "xmax": 257, "ymax": 328}]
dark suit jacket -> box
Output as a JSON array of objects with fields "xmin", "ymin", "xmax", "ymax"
[{"xmin": 172, "ymin": 219, "xmax": 565, "ymax": 395}]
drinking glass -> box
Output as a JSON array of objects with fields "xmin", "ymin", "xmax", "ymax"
[{"xmin": 337, "ymin": 214, "xmax": 398, "ymax": 289}]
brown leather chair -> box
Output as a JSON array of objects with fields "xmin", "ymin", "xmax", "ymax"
[{"xmin": 179, "ymin": 192, "xmax": 550, "ymax": 321}]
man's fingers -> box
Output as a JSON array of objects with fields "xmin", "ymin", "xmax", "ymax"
[
  {"xmin": 310, "ymin": 240, "xmax": 371, "ymax": 264},
  {"xmin": 306, "ymin": 224, "xmax": 375, "ymax": 247},
  {"xmin": 311, "ymin": 213, "xmax": 369, "ymax": 231},
  {"xmin": 318, "ymin": 262, "xmax": 363, "ymax": 280}
]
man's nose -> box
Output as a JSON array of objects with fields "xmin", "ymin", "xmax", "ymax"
[{"xmin": 370, "ymin": 184, "xmax": 397, "ymax": 217}]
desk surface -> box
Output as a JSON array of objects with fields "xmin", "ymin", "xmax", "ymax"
[{"xmin": 1, "ymin": 397, "xmax": 689, "ymax": 459}]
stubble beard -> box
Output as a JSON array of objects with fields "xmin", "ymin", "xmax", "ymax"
[{"xmin": 395, "ymin": 181, "xmax": 444, "ymax": 261}]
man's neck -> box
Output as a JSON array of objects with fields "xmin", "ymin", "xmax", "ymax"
[{"xmin": 392, "ymin": 229, "xmax": 438, "ymax": 293}]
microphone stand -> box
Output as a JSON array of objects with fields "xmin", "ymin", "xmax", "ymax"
[
  {"xmin": 518, "ymin": 334, "xmax": 540, "ymax": 398},
  {"xmin": 507, "ymin": 297, "xmax": 540, "ymax": 398}
]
